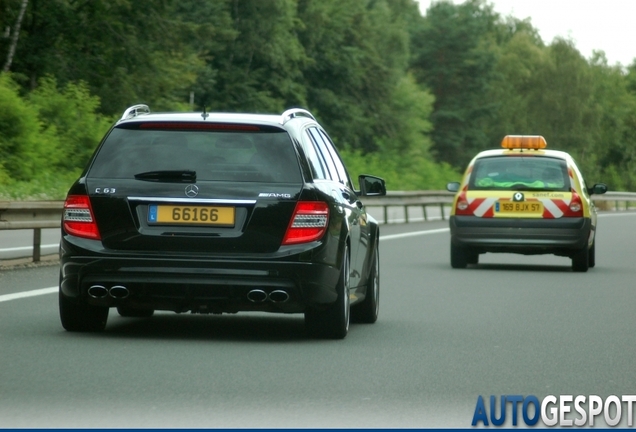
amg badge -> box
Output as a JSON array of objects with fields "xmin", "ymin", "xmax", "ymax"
[{"xmin": 259, "ymin": 193, "xmax": 292, "ymax": 199}]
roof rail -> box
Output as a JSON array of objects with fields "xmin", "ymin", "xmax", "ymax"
[
  {"xmin": 281, "ymin": 108, "xmax": 316, "ymax": 124},
  {"xmin": 121, "ymin": 104, "xmax": 150, "ymax": 120}
]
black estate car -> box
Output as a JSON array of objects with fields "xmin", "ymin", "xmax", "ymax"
[{"xmin": 59, "ymin": 105, "xmax": 386, "ymax": 339}]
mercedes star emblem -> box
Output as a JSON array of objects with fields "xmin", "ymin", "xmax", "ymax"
[{"xmin": 185, "ymin": 184, "xmax": 199, "ymax": 198}]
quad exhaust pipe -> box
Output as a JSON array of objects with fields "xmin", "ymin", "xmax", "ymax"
[
  {"xmin": 89, "ymin": 285, "xmax": 285, "ymax": 303},
  {"xmin": 109, "ymin": 285, "xmax": 129, "ymax": 299},
  {"xmin": 268, "ymin": 290, "xmax": 290, "ymax": 303},
  {"xmin": 247, "ymin": 289, "xmax": 290, "ymax": 303},
  {"xmin": 87, "ymin": 285, "xmax": 108, "ymax": 299},
  {"xmin": 246, "ymin": 289, "xmax": 268, "ymax": 303},
  {"xmin": 88, "ymin": 284, "xmax": 129, "ymax": 299}
]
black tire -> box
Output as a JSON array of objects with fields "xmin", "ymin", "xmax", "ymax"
[
  {"xmin": 466, "ymin": 251, "xmax": 479, "ymax": 265},
  {"xmin": 352, "ymin": 241, "xmax": 379, "ymax": 324},
  {"xmin": 572, "ymin": 244, "xmax": 589, "ymax": 272},
  {"xmin": 117, "ymin": 306, "xmax": 154, "ymax": 318},
  {"xmin": 305, "ymin": 246, "xmax": 350, "ymax": 339},
  {"xmin": 588, "ymin": 241, "xmax": 596, "ymax": 268},
  {"xmin": 59, "ymin": 290, "xmax": 109, "ymax": 332},
  {"xmin": 450, "ymin": 242, "xmax": 468, "ymax": 269}
]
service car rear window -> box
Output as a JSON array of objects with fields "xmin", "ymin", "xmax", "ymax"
[
  {"xmin": 88, "ymin": 128, "xmax": 301, "ymax": 183},
  {"xmin": 469, "ymin": 156, "xmax": 569, "ymax": 192}
]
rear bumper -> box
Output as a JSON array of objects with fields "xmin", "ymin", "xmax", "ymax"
[
  {"xmin": 449, "ymin": 216, "xmax": 593, "ymax": 255},
  {"xmin": 59, "ymin": 236, "xmax": 340, "ymax": 314}
]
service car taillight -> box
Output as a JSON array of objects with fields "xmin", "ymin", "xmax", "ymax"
[
  {"xmin": 564, "ymin": 192, "xmax": 584, "ymax": 217},
  {"xmin": 282, "ymin": 201, "xmax": 329, "ymax": 245},
  {"xmin": 63, "ymin": 195, "xmax": 101, "ymax": 240},
  {"xmin": 454, "ymin": 192, "xmax": 472, "ymax": 216}
]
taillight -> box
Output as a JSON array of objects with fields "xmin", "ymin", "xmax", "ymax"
[
  {"xmin": 454, "ymin": 192, "xmax": 472, "ymax": 215},
  {"xmin": 282, "ymin": 201, "xmax": 329, "ymax": 245},
  {"xmin": 565, "ymin": 192, "xmax": 584, "ymax": 217},
  {"xmin": 63, "ymin": 195, "xmax": 101, "ymax": 240}
]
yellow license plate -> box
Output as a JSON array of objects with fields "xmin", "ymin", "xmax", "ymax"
[
  {"xmin": 148, "ymin": 204, "xmax": 235, "ymax": 226},
  {"xmin": 496, "ymin": 201, "xmax": 543, "ymax": 213}
]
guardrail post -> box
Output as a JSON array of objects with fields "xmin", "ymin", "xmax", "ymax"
[
  {"xmin": 404, "ymin": 205, "xmax": 409, "ymax": 224},
  {"xmin": 383, "ymin": 206, "xmax": 388, "ymax": 224},
  {"xmin": 33, "ymin": 228, "xmax": 41, "ymax": 262},
  {"xmin": 440, "ymin": 203, "xmax": 445, "ymax": 220},
  {"xmin": 422, "ymin": 205, "xmax": 428, "ymax": 221}
]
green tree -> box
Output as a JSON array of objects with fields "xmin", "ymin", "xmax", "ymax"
[
  {"xmin": 489, "ymin": 29, "xmax": 636, "ymax": 189},
  {"xmin": 185, "ymin": 0, "xmax": 307, "ymax": 113},
  {"xmin": 4, "ymin": 0, "xmax": 203, "ymax": 114},
  {"xmin": 592, "ymin": 56, "xmax": 636, "ymax": 190},
  {"xmin": 410, "ymin": 0, "xmax": 501, "ymax": 168},
  {"xmin": 28, "ymin": 76, "xmax": 114, "ymax": 171}
]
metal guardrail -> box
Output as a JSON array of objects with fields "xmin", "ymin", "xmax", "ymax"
[
  {"xmin": 363, "ymin": 190, "xmax": 456, "ymax": 224},
  {"xmin": 0, "ymin": 201, "xmax": 63, "ymax": 263},
  {"xmin": 361, "ymin": 190, "xmax": 636, "ymax": 224},
  {"xmin": 2, "ymin": 190, "xmax": 636, "ymax": 262}
]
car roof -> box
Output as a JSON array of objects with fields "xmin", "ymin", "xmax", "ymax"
[
  {"xmin": 472, "ymin": 148, "xmax": 573, "ymax": 162},
  {"xmin": 115, "ymin": 105, "xmax": 318, "ymax": 131},
  {"xmin": 119, "ymin": 112, "xmax": 282, "ymax": 125}
]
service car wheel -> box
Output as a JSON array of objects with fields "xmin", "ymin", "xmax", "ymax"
[
  {"xmin": 466, "ymin": 251, "xmax": 479, "ymax": 265},
  {"xmin": 117, "ymin": 306, "xmax": 154, "ymax": 318},
  {"xmin": 450, "ymin": 242, "xmax": 468, "ymax": 269},
  {"xmin": 305, "ymin": 246, "xmax": 350, "ymax": 339},
  {"xmin": 588, "ymin": 242, "xmax": 596, "ymax": 268},
  {"xmin": 59, "ymin": 290, "xmax": 109, "ymax": 332},
  {"xmin": 352, "ymin": 241, "xmax": 379, "ymax": 324},
  {"xmin": 572, "ymin": 245, "xmax": 589, "ymax": 272}
]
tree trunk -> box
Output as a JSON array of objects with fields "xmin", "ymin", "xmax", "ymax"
[{"xmin": 3, "ymin": 0, "xmax": 29, "ymax": 72}]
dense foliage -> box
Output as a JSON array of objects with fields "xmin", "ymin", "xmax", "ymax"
[{"xmin": 1, "ymin": 0, "xmax": 636, "ymax": 199}]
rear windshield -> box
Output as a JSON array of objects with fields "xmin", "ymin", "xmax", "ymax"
[
  {"xmin": 88, "ymin": 128, "xmax": 301, "ymax": 183},
  {"xmin": 469, "ymin": 156, "xmax": 569, "ymax": 191}
]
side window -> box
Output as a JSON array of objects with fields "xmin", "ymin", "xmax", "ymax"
[
  {"xmin": 301, "ymin": 130, "xmax": 328, "ymax": 180},
  {"xmin": 308, "ymin": 128, "xmax": 338, "ymax": 182},
  {"xmin": 316, "ymin": 129, "xmax": 353, "ymax": 189},
  {"xmin": 570, "ymin": 158, "xmax": 590, "ymax": 195}
]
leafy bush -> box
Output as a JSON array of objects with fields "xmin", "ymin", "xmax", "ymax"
[
  {"xmin": 0, "ymin": 73, "xmax": 113, "ymax": 199},
  {"xmin": 0, "ymin": 171, "xmax": 80, "ymax": 200},
  {"xmin": 0, "ymin": 74, "xmax": 43, "ymax": 181},
  {"xmin": 28, "ymin": 76, "xmax": 115, "ymax": 171},
  {"xmin": 340, "ymin": 148, "xmax": 459, "ymax": 191}
]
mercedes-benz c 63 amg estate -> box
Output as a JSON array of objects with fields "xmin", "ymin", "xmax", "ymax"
[{"xmin": 59, "ymin": 105, "xmax": 386, "ymax": 339}]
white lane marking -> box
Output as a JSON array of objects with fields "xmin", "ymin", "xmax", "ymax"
[
  {"xmin": 0, "ymin": 243, "xmax": 59, "ymax": 253},
  {"xmin": 380, "ymin": 228, "xmax": 449, "ymax": 242},
  {"xmin": 598, "ymin": 212, "xmax": 636, "ymax": 217},
  {"xmin": 0, "ymin": 286, "xmax": 57, "ymax": 303}
]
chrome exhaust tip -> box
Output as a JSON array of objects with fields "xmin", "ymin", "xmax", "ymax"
[
  {"xmin": 109, "ymin": 285, "xmax": 129, "ymax": 299},
  {"xmin": 87, "ymin": 285, "xmax": 108, "ymax": 299},
  {"xmin": 268, "ymin": 290, "xmax": 290, "ymax": 303},
  {"xmin": 247, "ymin": 289, "xmax": 267, "ymax": 303}
]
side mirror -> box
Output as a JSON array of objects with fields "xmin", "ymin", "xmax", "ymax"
[
  {"xmin": 358, "ymin": 175, "xmax": 386, "ymax": 196},
  {"xmin": 446, "ymin": 182, "xmax": 460, "ymax": 193},
  {"xmin": 589, "ymin": 183, "xmax": 608, "ymax": 195}
]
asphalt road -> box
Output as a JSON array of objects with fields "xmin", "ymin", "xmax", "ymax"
[
  {"xmin": 0, "ymin": 228, "xmax": 60, "ymax": 261},
  {"xmin": 1, "ymin": 213, "xmax": 635, "ymax": 428}
]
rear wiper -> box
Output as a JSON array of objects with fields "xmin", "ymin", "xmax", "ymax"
[{"xmin": 134, "ymin": 170, "xmax": 196, "ymax": 182}]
